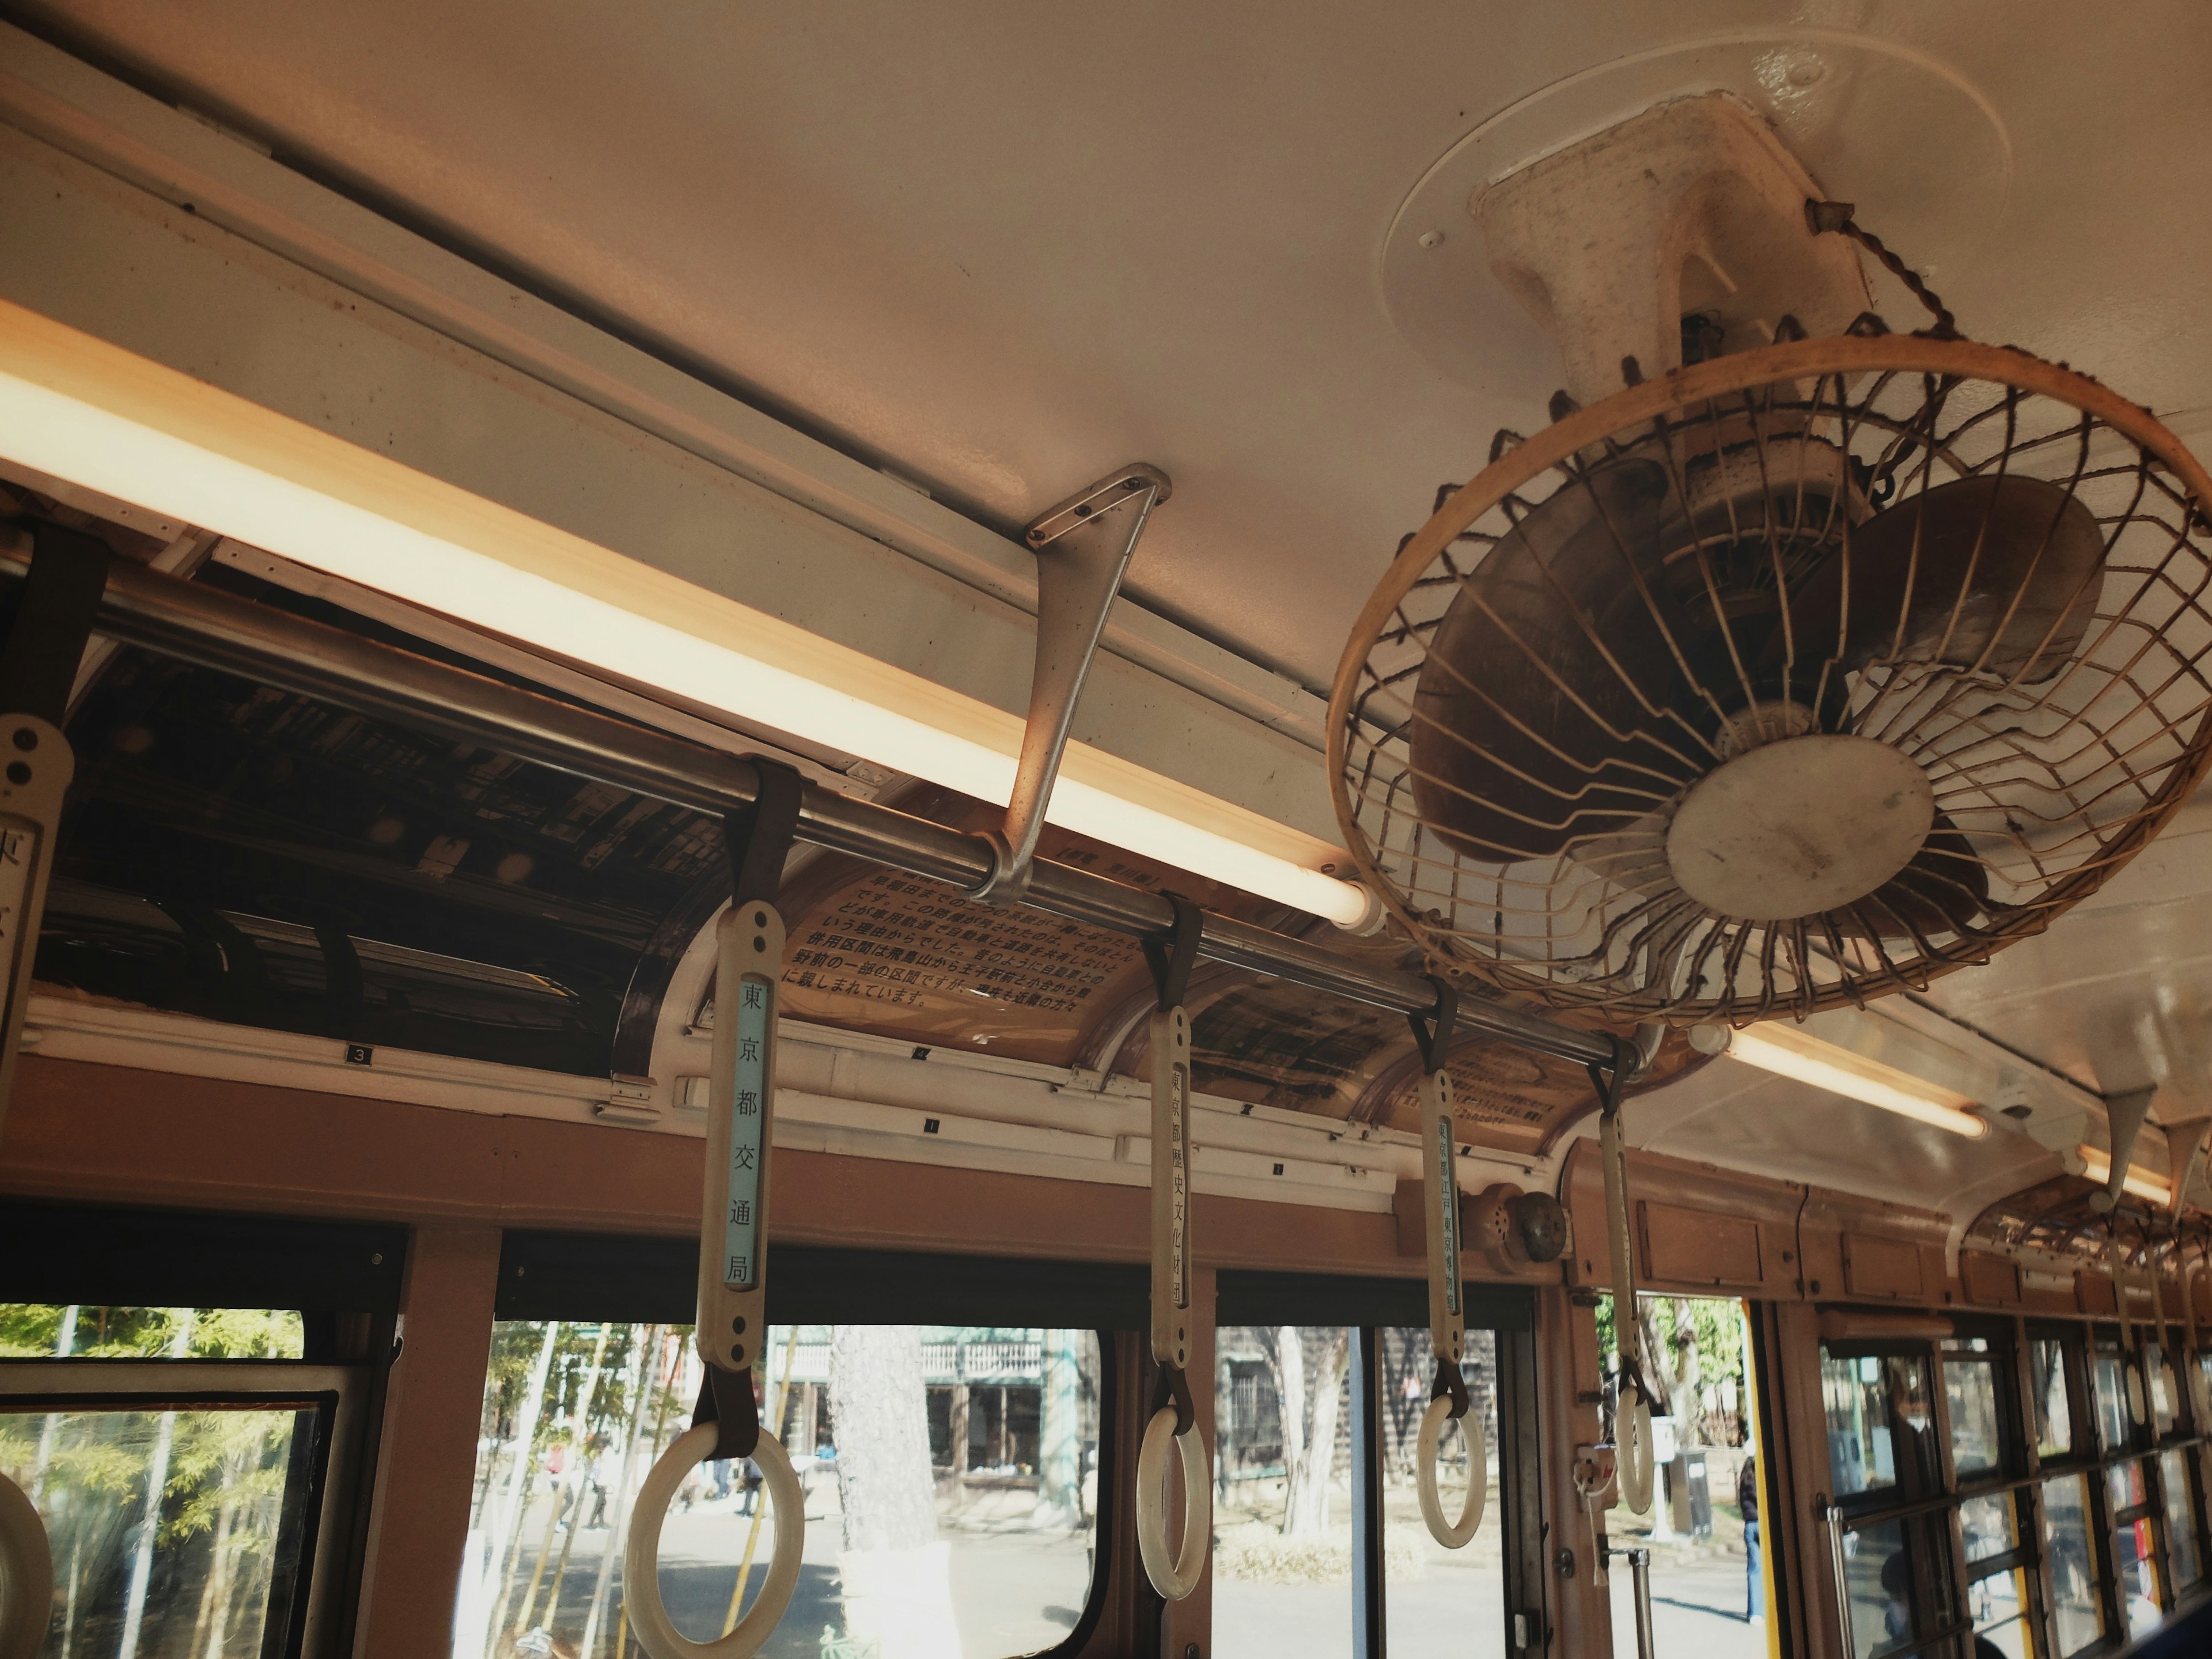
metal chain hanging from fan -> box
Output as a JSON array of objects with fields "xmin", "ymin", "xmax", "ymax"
[{"xmin": 1332, "ymin": 249, "xmax": 2212, "ymax": 1025}]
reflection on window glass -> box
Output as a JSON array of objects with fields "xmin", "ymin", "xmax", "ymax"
[
  {"xmin": 1821, "ymin": 1351, "xmax": 1939, "ymax": 1499},
  {"xmin": 1840, "ymin": 1517, "xmax": 1920, "ymax": 1657},
  {"xmin": 2160, "ymin": 1449, "xmax": 2201, "ymax": 1589},
  {"xmin": 1214, "ymin": 1326, "xmax": 1353, "ymax": 1659},
  {"xmin": 2030, "ymin": 1338, "xmax": 2073, "ymax": 1458},
  {"xmin": 2145, "ymin": 1343, "xmax": 2177, "ymax": 1436},
  {"xmin": 1968, "ymin": 1567, "xmax": 2032, "ymax": 1659},
  {"xmin": 1378, "ymin": 1328, "xmax": 1504, "ymax": 1658},
  {"xmin": 452, "ymin": 1322, "xmax": 1100, "ymax": 1659},
  {"xmin": 2042, "ymin": 1472, "xmax": 2102, "ymax": 1657},
  {"xmin": 1944, "ymin": 1357, "xmax": 2002, "ymax": 1480},
  {"xmin": 1, "ymin": 1400, "xmax": 313, "ymax": 1656},
  {"xmin": 1959, "ymin": 1491, "xmax": 2016, "ymax": 1565},
  {"xmin": 2108, "ymin": 1457, "xmax": 2148, "ymax": 1514},
  {"xmin": 2093, "ymin": 1349, "xmax": 2135, "ymax": 1453},
  {"xmin": 0, "ymin": 1302, "xmax": 304, "ymax": 1359},
  {"xmin": 2113, "ymin": 1516, "xmax": 2161, "ymax": 1636}
]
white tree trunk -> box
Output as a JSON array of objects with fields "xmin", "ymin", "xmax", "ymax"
[
  {"xmin": 1284, "ymin": 1330, "xmax": 1347, "ymax": 1537},
  {"xmin": 830, "ymin": 1326, "xmax": 958, "ymax": 1659},
  {"xmin": 119, "ymin": 1315, "xmax": 195, "ymax": 1658}
]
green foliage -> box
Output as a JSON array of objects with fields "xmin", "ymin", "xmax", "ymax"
[{"xmin": 0, "ymin": 1304, "xmax": 302, "ymax": 1359}]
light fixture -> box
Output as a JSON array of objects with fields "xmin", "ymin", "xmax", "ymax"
[
  {"xmin": 1690, "ymin": 1020, "xmax": 1990, "ymax": 1139},
  {"xmin": 0, "ymin": 300, "xmax": 1374, "ymax": 927},
  {"xmin": 2077, "ymin": 1147, "xmax": 2172, "ymax": 1206}
]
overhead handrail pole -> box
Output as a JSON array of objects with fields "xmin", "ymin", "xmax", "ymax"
[
  {"xmin": 1134, "ymin": 895, "xmax": 1210, "ymax": 1600},
  {"xmin": 625, "ymin": 768, "xmax": 807, "ymax": 1659}
]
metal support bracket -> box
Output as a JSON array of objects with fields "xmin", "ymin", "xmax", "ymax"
[
  {"xmin": 694, "ymin": 758, "xmax": 803, "ymax": 1463},
  {"xmin": 2093, "ymin": 1084, "xmax": 2158, "ymax": 1214},
  {"xmin": 0, "ymin": 522, "xmax": 107, "ymax": 1137},
  {"xmin": 2168, "ymin": 1116, "xmax": 2212, "ymax": 1217},
  {"xmin": 969, "ymin": 464, "xmax": 1170, "ymax": 904}
]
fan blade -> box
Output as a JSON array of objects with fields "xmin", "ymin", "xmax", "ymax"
[
  {"xmin": 1843, "ymin": 810, "xmax": 1991, "ymax": 942},
  {"xmin": 1784, "ymin": 474, "xmax": 2105, "ymax": 687},
  {"xmin": 1410, "ymin": 459, "xmax": 1700, "ymax": 862}
]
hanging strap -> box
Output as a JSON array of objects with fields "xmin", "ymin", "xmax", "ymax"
[
  {"xmin": 1408, "ymin": 979, "xmax": 1469, "ymax": 1418},
  {"xmin": 693, "ymin": 760, "xmax": 802, "ymax": 1463},
  {"xmin": 1145, "ymin": 893, "xmax": 1202, "ymax": 1418}
]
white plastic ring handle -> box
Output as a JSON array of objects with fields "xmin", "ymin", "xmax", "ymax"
[
  {"xmin": 1415, "ymin": 1395, "xmax": 1484, "ymax": 1548},
  {"xmin": 1135, "ymin": 1404, "xmax": 1210, "ymax": 1600},
  {"xmin": 0, "ymin": 1471, "xmax": 53, "ymax": 1659},
  {"xmin": 624, "ymin": 1423, "xmax": 804, "ymax": 1658},
  {"xmin": 1616, "ymin": 1391, "xmax": 1656, "ymax": 1517}
]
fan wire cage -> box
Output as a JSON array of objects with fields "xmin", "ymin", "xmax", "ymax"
[{"xmin": 1330, "ymin": 334, "xmax": 2212, "ymax": 1025}]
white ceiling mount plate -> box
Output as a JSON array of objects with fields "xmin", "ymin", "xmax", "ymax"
[
  {"xmin": 1665, "ymin": 734, "xmax": 1935, "ymax": 921},
  {"xmin": 1380, "ymin": 28, "xmax": 2013, "ymax": 394}
]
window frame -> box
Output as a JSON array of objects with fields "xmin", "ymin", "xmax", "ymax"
[
  {"xmin": 488, "ymin": 1234, "xmax": 1139, "ymax": 1659},
  {"xmin": 0, "ymin": 1357, "xmax": 369, "ymax": 1657}
]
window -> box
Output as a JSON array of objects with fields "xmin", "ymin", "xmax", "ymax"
[
  {"xmin": 2158, "ymin": 1448, "xmax": 2200, "ymax": 1591},
  {"xmin": 1378, "ymin": 1327, "xmax": 1503, "ymax": 1659},
  {"xmin": 1214, "ymin": 1324, "xmax": 1356, "ymax": 1658},
  {"xmin": 2028, "ymin": 1336, "xmax": 2073, "ymax": 1460},
  {"xmin": 2041, "ymin": 1470, "xmax": 2103, "ymax": 1656},
  {"xmin": 1211, "ymin": 1274, "xmax": 1537, "ymax": 1659},
  {"xmin": 471, "ymin": 1236, "xmax": 1134, "ymax": 1659},
  {"xmin": 1, "ymin": 1304, "xmax": 367, "ymax": 1658},
  {"xmin": 0, "ymin": 1203, "xmax": 399, "ymax": 1659},
  {"xmin": 455, "ymin": 1320, "xmax": 1103, "ymax": 1659}
]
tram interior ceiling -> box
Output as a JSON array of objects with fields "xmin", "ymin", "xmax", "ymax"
[{"xmin": 3, "ymin": 6, "xmax": 2212, "ymax": 1659}]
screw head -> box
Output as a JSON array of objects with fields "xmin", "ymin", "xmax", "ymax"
[
  {"xmin": 3, "ymin": 762, "xmax": 27, "ymax": 786},
  {"xmin": 10, "ymin": 728, "xmax": 33, "ymax": 751}
]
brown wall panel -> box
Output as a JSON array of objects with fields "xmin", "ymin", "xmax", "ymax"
[
  {"xmin": 1840, "ymin": 1232, "xmax": 1925, "ymax": 1301},
  {"xmin": 1960, "ymin": 1251, "xmax": 2023, "ymax": 1307},
  {"xmin": 1639, "ymin": 1199, "xmax": 1766, "ymax": 1289}
]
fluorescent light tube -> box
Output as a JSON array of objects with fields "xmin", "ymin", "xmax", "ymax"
[
  {"xmin": 1691, "ymin": 1020, "xmax": 1989, "ymax": 1139},
  {"xmin": 2077, "ymin": 1147, "xmax": 2171, "ymax": 1206},
  {"xmin": 0, "ymin": 300, "xmax": 1371, "ymax": 926}
]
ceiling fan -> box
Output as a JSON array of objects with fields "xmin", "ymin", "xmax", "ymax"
[{"xmin": 1331, "ymin": 94, "xmax": 2212, "ymax": 1025}]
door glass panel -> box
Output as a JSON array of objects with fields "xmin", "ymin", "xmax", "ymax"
[
  {"xmin": 453, "ymin": 1321, "xmax": 1102, "ymax": 1659},
  {"xmin": 1822, "ymin": 1351, "xmax": 1940, "ymax": 1499},
  {"xmin": 2042, "ymin": 1472, "xmax": 2102, "ymax": 1657},
  {"xmin": 1944, "ymin": 1357, "xmax": 2002, "ymax": 1480},
  {"xmin": 2113, "ymin": 1516, "xmax": 2161, "ymax": 1634},
  {"xmin": 1214, "ymin": 1326, "xmax": 1353, "ymax": 1659},
  {"xmin": 2160, "ymin": 1448, "xmax": 2201, "ymax": 1589},
  {"xmin": 2029, "ymin": 1338, "xmax": 2073, "ymax": 1458},
  {"xmin": 1, "ymin": 1402, "xmax": 314, "ymax": 1657},
  {"xmin": 1377, "ymin": 1327, "xmax": 1505, "ymax": 1658}
]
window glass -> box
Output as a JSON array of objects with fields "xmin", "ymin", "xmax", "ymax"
[
  {"xmin": 2108, "ymin": 1457, "xmax": 2148, "ymax": 1514},
  {"xmin": 2160, "ymin": 1448, "xmax": 2202, "ymax": 1590},
  {"xmin": 2145, "ymin": 1344, "xmax": 2177, "ymax": 1436},
  {"xmin": 0, "ymin": 1302, "xmax": 304, "ymax": 1359},
  {"xmin": 453, "ymin": 1321, "xmax": 1101, "ymax": 1659},
  {"xmin": 1378, "ymin": 1327, "xmax": 1505, "ymax": 1658},
  {"xmin": 1967, "ymin": 1567, "xmax": 2033, "ymax": 1659},
  {"xmin": 1214, "ymin": 1325, "xmax": 1353, "ymax": 1659},
  {"xmin": 1822, "ymin": 1351, "xmax": 1940, "ymax": 1499},
  {"xmin": 2029, "ymin": 1337, "xmax": 2073, "ymax": 1459},
  {"xmin": 1944, "ymin": 1357, "xmax": 2003, "ymax": 1480},
  {"xmin": 1839, "ymin": 1515, "xmax": 1951, "ymax": 1657},
  {"xmin": 1959, "ymin": 1490, "xmax": 2016, "ymax": 1565},
  {"xmin": 2041, "ymin": 1472, "xmax": 2103, "ymax": 1657},
  {"xmin": 2092, "ymin": 1347, "xmax": 2135, "ymax": 1453},
  {"xmin": 1, "ymin": 1402, "xmax": 315, "ymax": 1655},
  {"xmin": 2113, "ymin": 1516, "xmax": 2161, "ymax": 1635}
]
